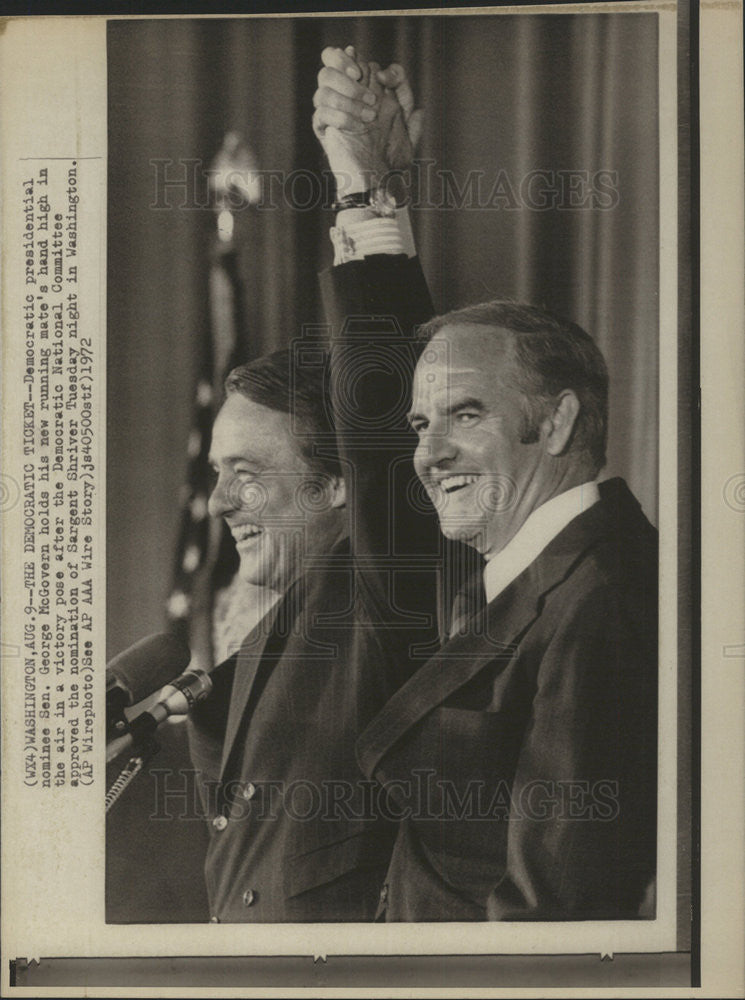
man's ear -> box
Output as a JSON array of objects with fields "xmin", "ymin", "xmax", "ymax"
[
  {"xmin": 328, "ymin": 474, "xmax": 347, "ymax": 509},
  {"xmin": 544, "ymin": 390, "xmax": 581, "ymax": 456}
]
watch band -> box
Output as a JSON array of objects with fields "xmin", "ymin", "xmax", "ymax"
[
  {"xmin": 332, "ymin": 188, "xmax": 397, "ymax": 218},
  {"xmin": 331, "ymin": 189, "xmax": 373, "ymax": 213}
]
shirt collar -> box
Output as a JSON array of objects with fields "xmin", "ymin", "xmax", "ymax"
[{"xmin": 483, "ymin": 481, "xmax": 600, "ymax": 604}]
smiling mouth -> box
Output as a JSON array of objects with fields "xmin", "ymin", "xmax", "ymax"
[
  {"xmin": 435, "ymin": 474, "xmax": 480, "ymax": 495},
  {"xmin": 231, "ymin": 523, "xmax": 263, "ymax": 543}
]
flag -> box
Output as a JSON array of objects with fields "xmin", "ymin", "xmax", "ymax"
[{"xmin": 166, "ymin": 133, "xmax": 272, "ymax": 670}]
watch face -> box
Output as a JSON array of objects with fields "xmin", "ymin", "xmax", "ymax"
[{"xmin": 372, "ymin": 188, "xmax": 397, "ymax": 217}]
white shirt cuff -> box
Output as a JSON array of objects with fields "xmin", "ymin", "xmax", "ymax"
[{"xmin": 330, "ymin": 208, "xmax": 416, "ymax": 265}]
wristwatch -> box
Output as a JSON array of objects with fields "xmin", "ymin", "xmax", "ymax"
[{"xmin": 332, "ymin": 187, "xmax": 397, "ymax": 218}]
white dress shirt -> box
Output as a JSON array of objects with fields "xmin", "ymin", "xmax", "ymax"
[{"xmin": 483, "ymin": 481, "xmax": 600, "ymax": 604}]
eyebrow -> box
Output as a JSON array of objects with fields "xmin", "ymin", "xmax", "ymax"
[
  {"xmin": 208, "ymin": 455, "xmax": 265, "ymax": 469},
  {"xmin": 447, "ymin": 397, "xmax": 485, "ymax": 414}
]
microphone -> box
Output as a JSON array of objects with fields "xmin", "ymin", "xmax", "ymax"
[
  {"xmin": 106, "ymin": 667, "xmax": 213, "ymax": 764},
  {"xmin": 106, "ymin": 632, "xmax": 191, "ymax": 739}
]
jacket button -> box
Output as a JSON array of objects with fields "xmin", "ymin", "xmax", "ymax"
[
  {"xmin": 212, "ymin": 814, "xmax": 228, "ymax": 831},
  {"xmin": 242, "ymin": 782, "xmax": 256, "ymax": 801},
  {"xmin": 379, "ymin": 883, "xmax": 389, "ymax": 904},
  {"xmin": 209, "ymin": 915, "xmax": 220, "ymax": 923},
  {"xmin": 242, "ymin": 888, "xmax": 256, "ymax": 907}
]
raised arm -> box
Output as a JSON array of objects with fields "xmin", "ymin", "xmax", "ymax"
[{"xmin": 314, "ymin": 47, "xmax": 439, "ymax": 647}]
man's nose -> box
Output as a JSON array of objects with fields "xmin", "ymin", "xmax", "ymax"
[
  {"xmin": 208, "ymin": 473, "xmax": 232, "ymax": 519},
  {"xmin": 416, "ymin": 420, "xmax": 457, "ymax": 469}
]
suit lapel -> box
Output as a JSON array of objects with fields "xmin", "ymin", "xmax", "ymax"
[
  {"xmin": 217, "ymin": 539, "xmax": 351, "ymax": 781},
  {"xmin": 356, "ymin": 578, "xmax": 537, "ymax": 779},
  {"xmin": 218, "ymin": 592, "xmax": 287, "ymax": 780},
  {"xmin": 357, "ymin": 499, "xmax": 612, "ymax": 779}
]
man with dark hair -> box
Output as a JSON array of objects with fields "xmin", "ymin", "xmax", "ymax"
[
  {"xmin": 224, "ymin": 350, "xmax": 342, "ymax": 477},
  {"xmin": 315, "ymin": 47, "xmax": 658, "ymax": 921},
  {"xmin": 213, "ymin": 351, "xmax": 345, "ymax": 595},
  {"xmin": 188, "ymin": 284, "xmax": 438, "ymax": 919}
]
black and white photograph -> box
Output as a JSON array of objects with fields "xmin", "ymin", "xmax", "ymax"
[
  {"xmin": 2, "ymin": 2, "xmax": 744, "ymax": 994},
  {"xmin": 105, "ymin": 9, "xmax": 672, "ymax": 932}
]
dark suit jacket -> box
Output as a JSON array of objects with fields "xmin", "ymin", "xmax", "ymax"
[
  {"xmin": 188, "ymin": 254, "xmax": 439, "ymax": 921},
  {"xmin": 357, "ymin": 478, "xmax": 658, "ymax": 921},
  {"xmin": 325, "ymin": 254, "xmax": 659, "ymax": 922}
]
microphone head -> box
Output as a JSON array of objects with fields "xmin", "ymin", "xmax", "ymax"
[
  {"xmin": 161, "ymin": 668, "xmax": 213, "ymax": 716},
  {"xmin": 106, "ymin": 632, "xmax": 192, "ymax": 707}
]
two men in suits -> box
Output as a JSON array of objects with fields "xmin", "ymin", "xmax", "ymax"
[
  {"xmin": 313, "ymin": 46, "xmax": 658, "ymax": 920},
  {"xmin": 188, "ymin": 44, "xmax": 657, "ymax": 923}
]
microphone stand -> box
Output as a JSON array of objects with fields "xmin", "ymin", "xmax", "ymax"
[
  {"xmin": 105, "ymin": 732, "xmax": 160, "ymax": 814},
  {"xmin": 105, "ymin": 668, "xmax": 212, "ymax": 812}
]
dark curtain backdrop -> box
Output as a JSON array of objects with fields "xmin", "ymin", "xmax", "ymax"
[{"xmin": 106, "ymin": 14, "xmax": 659, "ymax": 922}]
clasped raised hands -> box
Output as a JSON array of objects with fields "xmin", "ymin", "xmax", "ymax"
[{"xmin": 313, "ymin": 45, "xmax": 423, "ymax": 194}]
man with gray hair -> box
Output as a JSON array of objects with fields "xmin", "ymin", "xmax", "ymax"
[{"xmin": 315, "ymin": 46, "xmax": 658, "ymax": 921}]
